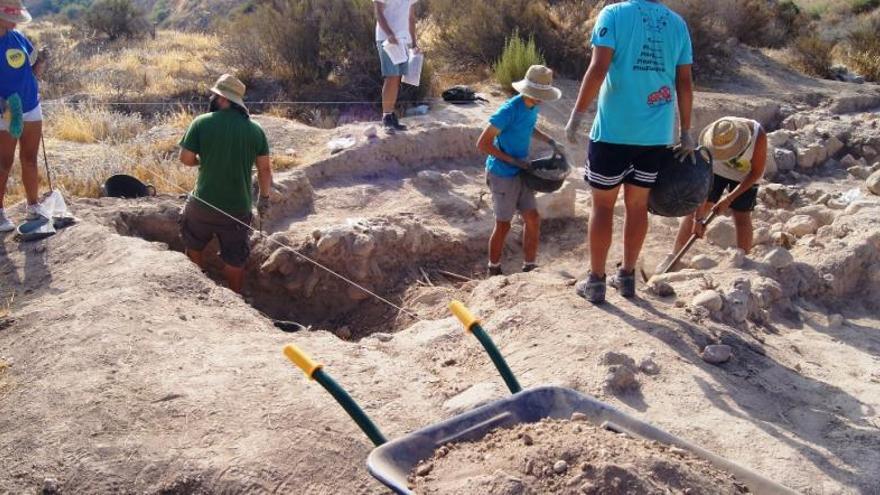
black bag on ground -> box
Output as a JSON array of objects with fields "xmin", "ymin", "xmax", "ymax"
[
  {"xmin": 442, "ymin": 85, "xmax": 487, "ymax": 104},
  {"xmin": 523, "ymin": 151, "xmax": 571, "ymax": 193},
  {"xmin": 648, "ymin": 147, "xmax": 713, "ymax": 217},
  {"xmin": 101, "ymin": 174, "xmax": 157, "ymax": 199}
]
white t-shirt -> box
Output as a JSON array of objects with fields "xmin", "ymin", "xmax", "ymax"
[{"xmin": 375, "ymin": 0, "xmax": 417, "ymax": 43}]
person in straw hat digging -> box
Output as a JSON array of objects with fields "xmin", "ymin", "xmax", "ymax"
[
  {"xmin": 178, "ymin": 74, "xmax": 274, "ymax": 294},
  {"xmin": 671, "ymin": 117, "xmax": 767, "ymax": 257},
  {"xmin": 477, "ymin": 65, "xmax": 563, "ymax": 277},
  {"xmin": 0, "ymin": 0, "xmax": 50, "ymax": 233}
]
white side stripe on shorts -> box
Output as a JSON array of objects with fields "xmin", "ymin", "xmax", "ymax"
[{"xmin": 587, "ymin": 165, "xmax": 634, "ymax": 185}]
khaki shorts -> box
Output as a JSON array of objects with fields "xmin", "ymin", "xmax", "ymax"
[
  {"xmin": 487, "ymin": 172, "xmax": 537, "ymax": 222},
  {"xmin": 179, "ymin": 199, "xmax": 253, "ymax": 267}
]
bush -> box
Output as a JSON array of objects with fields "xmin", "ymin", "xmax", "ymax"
[
  {"xmin": 426, "ymin": 0, "xmax": 589, "ymax": 78},
  {"xmin": 845, "ymin": 13, "xmax": 880, "ymax": 81},
  {"xmin": 85, "ymin": 0, "xmax": 149, "ymax": 40},
  {"xmin": 851, "ymin": 0, "xmax": 880, "ymax": 14},
  {"xmin": 790, "ymin": 33, "xmax": 836, "ymax": 78},
  {"xmin": 493, "ymin": 32, "xmax": 545, "ymax": 93}
]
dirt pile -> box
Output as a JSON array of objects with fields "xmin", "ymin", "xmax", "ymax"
[{"xmin": 409, "ymin": 417, "xmax": 748, "ymax": 495}]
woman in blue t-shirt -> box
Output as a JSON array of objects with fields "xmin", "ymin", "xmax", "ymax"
[{"xmin": 0, "ymin": 1, "xmax": 47, "ymax": 232}]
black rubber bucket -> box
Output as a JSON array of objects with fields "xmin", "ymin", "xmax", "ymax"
[
  {"xmin": 648, "ymin": 147, "xmax": 713, "ymax": 218},
  {"xmin": 523, "ymin": 151, "xmax": 571, "ymax": 193},
  {"xmin": 101, "ymin": 175, "xmax": 157, "ymax": 199}
]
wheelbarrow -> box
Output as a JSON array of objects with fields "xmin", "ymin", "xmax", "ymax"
[{"xmin": 283, "ymin": 301, "xmax": 797, "ymax": 495}]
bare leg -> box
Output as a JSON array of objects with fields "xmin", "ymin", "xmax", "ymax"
[
  {"xmin": 521, "ymin": 209, "xmax": 540, "ymax": 264},
  {"xmin": 186, "ymin": 249, "xmax": 205, "ymax": 269},
  {"xmin": 489, "ymin": 221, "xmax": 512, "ymax": 265},
  {"xmin": 674, "ymin": 213, "xmax": 696, "ymax": 253},
  {"xmin": 382, "ymin": 76, "xmax": 402, "ymax": 114},
  {"xmin": 0, "ymin": 131, "xmax": 18, "ymax": 208},
  {"xmin": 223, "ymin": 264, "xmax": 245, "ymax": 294},
  {"xmin": 621, "ymin": 184, "xmax": 651, "ymax": 272},
  {"xmin": 589, "ymin": 186, "xmax": 620, "ymax": 277},
  {"xmin": 18, "ymin": 122, "xmax": 42, "ymax": 205},
  {"xmin": 733, "ymin": 211, "xmax": 753, "ymax": 254}
]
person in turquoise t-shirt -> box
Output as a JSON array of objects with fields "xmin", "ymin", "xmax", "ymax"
[
  {"xmin": 565, "ymin": 0, "xmax": 694, "ymax": 304},
  {"xmin": 477, "ymin": 65, "xmax": 562, "ymax": 277}
]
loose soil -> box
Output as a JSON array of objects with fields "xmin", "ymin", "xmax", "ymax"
[{"xmin": 410, "ymin": 417, "xmax": 748, "ymax": 495}]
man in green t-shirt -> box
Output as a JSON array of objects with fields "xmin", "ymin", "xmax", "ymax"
[{"xmin": 178, "ymin": 74, "xmax": 273, "ymax": 294}]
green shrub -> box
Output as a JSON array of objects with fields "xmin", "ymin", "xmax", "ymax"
[
  {"xmin": 850, "ymin": 0, "xmax": 880, "ymax": 14},
  {"xmin": 846, "ymin": 14, "xmax": 880, "ymax": 81},
  {"xmin": 493, "ymin": 32, "xmax": 545, "ymax": 93},
  {"xmin": 790, "ymin": 33, "xmax": 836, "ymax": 78},
  {"xmin": 85, "ymin": 0, "xmax": 149, "ymax": 40},
  {"xmin": 426, "ymin": 0, "xmax": 588, "ymax": 78}
]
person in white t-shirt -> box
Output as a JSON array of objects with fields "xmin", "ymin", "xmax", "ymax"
[{"xmin": 374, "ymin": 0, "xmax": 419, "ymax": 132}]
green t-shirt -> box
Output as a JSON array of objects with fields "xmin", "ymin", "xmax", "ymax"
[{"xmin": 179, "ymin": 109, "xmax": 270, "ymax": 215}]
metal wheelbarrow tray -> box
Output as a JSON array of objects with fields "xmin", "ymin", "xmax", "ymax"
[{"xmin": 284, "ymin": 301, "xmax": 797, "ymax": 495}]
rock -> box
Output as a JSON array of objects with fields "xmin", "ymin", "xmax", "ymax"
[
  {"xmin": 764, "ymin": 146, "xmax": 778, "ymax": 177},
  {"xmin": 784, "ymin": 215, "xmax": 819, "ymax": 237},
  {"xmin": 604, "ymin": 365, "xmax": 638, "ymax": 391},
  {"xmin": 824, "ymin": 136, "xmax": 845, "ymax": 158},
  {"xmin": 773, "ymin": 148, "xmax": 796, "ymax": 172},
  {"xmin": 701, "ymin": 344, "xmax": 732, "ymax": 364},
  {"xmin": 373, "ymin": 332, "xmax": 394, "ymax": 342},
  {"xmin": 445, "ymin": 169, "xmax": 470, "ymax": 185},
  {"xmin": 692, "ymin": 290, "xmax": 723, "ymax": 312},
  {"xmin": 443, "ymin": 382, "xmax": 502, "ymax": 414},
  {"xmin": 727, "ymin": 248, "xmax": 746, "ymax": 268},
  {"xmin": 725, "ymin": 278, "xmax": 754, "ymax": 324},
  {"xmin": 690, "ymin": 255, "xmax": 718, "ymax": 270},
  {"xmin": 848, "ymin": 165, "xmax": 872, "ymax": 180},
  {"xmin": 416, "ymin": 462, "xmax": 434, "ymax": 476},
  {"xmin": 771, "ymin": 231, "xmax": 796, "ymax": 249},
  {"xmin": 767, "ymin": 130, "xmax": 792, "ymax": 148},
  {"xmin": 43, "ymin": 478, "xmax": 59, "ymax": 495},
  {"xmin": 763, "ymin": 247, "xmax": 794, "ymax": 269},
  {"xmin": 868, "ymin": 170, "xmax": 880, "ymax": 196},
  {"xmin": 794, "ymin": 205, "xmax": 835, "ymax": 227},
  {"xmin": 554, "ymin": 460, "xmax": 569, "ymax": 474},
  {"xmin": 416, "ymin": 170, "xmax": 445, "ymax": 182},
  {"xmin": 840, "ymin": 154, "xmax": 860, "ymax": 168},
  {"xmin": 335, "ymin": 326, "xmax": 352, "ymax": 339},
  {"xmin": 487, "ymin": 471, "xmax": 526, "ymax": 495},
  {"xmin": 796, "ymin": 143, "xmax": 826, "ymax": 169},
  {"xmin": 522, "ymin": 433, "xmax": 534, "ymax": 446},
  {"xmin": 571, "ymin": 412, "xmax": 589, "ymax": 422},
  {"xmin": 639, "ymin": 357, "xmax": 661, "ymax": 375},
  {"xmin": 758, "ymin": 184, "xmax": 797, "ymax": 209},
  {"xmin": 647, "ymin": 279, "xmax": 676, "ymax": 297},
  {"xmin": 863, "ymin": 145, "xmax": 878, "ymax": 161},
  {"xmin": 536, "ymin": 181, "xmax": 577, "ymax": 220},
  {"xmin": 706, "ymin": 218, "xmax": 738, "ymax": 249},
  {"xmin": 599, "ymin": 351, "xmax": 637, "ymax": 369},
  {"xmin": 363, "ymin": 125, "xmax": 378, "ymax": 139},
  {"xmin": 754, "ymin": 226, "xmax": 771, "ymax": 245}
]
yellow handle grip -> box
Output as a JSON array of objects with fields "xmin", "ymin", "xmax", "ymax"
[
  {"xmin": 283, "ymin": 344, "xmax": 323, "ymax": 379},
  {"xmin": 449, "ymin": 300, "xmax": 480, "ymax": 332}
]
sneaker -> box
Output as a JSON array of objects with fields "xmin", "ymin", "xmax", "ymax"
[
  {"xmin": 0, "ymin": 209, "xmax": 14, "ymax": 233},
  {"xmin": 382, "ymin": 113, "xmax": 406, "ymax": 133},
  {"xmin": 487, "ymin": 264, "xmax": 503, "ymax": 277},
  {"xmin": 609, "ymin": 267, "xmax": 636, "ymax": 298},
  {"xmin": 576, "ymin": 272, "xmax": 606, "ymax": 304},
  {"xmin": 522, "ymin": 262, "xmax": 538, "ymax": 273}
]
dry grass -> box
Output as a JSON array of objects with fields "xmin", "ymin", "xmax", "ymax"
[
  {"xmin": 272, "ymin": 154, "xmax": 300, "ymax": 171},
  {"xmin": 45, "ymin": 105, "xmax": 145, "ymax": 144}
]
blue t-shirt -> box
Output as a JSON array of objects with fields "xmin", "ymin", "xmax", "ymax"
[
  {"xmin": 486, "ymin": 95, "xmax": 539, "ymax": 177},
  {"xmin": 0, "ymin": 30, "xmax": 39, "ymax": 113},
  {"xmin": 589, "ymin": 0, "xmax": 692, "ymax": 146}
]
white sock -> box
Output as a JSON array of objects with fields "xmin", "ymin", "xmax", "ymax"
[{"xmin": 488, "ymin": 262, "xmax": 501, "ymax": 268}]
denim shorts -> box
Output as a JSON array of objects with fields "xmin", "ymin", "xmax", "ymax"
[{"xmin": 377, "ymin": 41, "xmax": 409, "ymax": 77}]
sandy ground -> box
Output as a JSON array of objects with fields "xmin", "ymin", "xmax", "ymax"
[{"xmin": 2, "ymin": 48, "xmax": 880, "ymax": 494}]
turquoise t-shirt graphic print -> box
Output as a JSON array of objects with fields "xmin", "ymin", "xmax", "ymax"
[{"xmin": 589, "ymin": 0, "xmax": 692, "ymax": 147}]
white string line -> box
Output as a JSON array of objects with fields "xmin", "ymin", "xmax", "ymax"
[
  {"xmin": 40, "ymin": 99, "xmax": 445, "ymax": 106},
  {"xmin": 136, "ymin": 163, "xmax": 423, "ymax": 322}
]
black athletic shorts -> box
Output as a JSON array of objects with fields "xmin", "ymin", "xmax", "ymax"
[
  {"xmin": 708, "ymin": 174, "xmax": 759, "ymax": 212},
  {"xmin": 179, "ymin": 199, "xmax": 253, "ymax": 267},
  {"xmin": 586, "ymin": 140, "xmax": 675, "ymax": 190}
]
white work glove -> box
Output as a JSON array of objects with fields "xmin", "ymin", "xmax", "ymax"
[
  {"xmin": 674, "ymin": 130, "xmax": 697, "ymax": 165},
  {"xmin": 565, "ymin": 111, "xmax": 587, "ymax": 144}
]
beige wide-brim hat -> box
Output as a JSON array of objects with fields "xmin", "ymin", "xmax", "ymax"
[
  {"xmin": 0, "ymin": 0, "xmax": 32, "ymax": 24},
  {"xmin": 210, "ymin": 73, "xmax": 248, "ymax": 113},
  {"xmin": 512, "ymin": 65, "xmax": 562, "ymax": 102},
  {"xmin": 700, "ymin": 118, "xmax": 754, "ymax": 161}
]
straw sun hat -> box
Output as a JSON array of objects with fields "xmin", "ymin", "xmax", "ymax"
[
  {"xmin": 210, "ymin": 74, "xmax": 248, "ymax": 112},
  {"xmin": 512, "ymin": 65, "xmax": 562, "ymax": 102},
  {"xmin": 0, "ymin": 0, "xmax": 31, "ymax": 24},
  {"xmin": 699, "ymin": 118, "xmax": 755, "ymax": 162}
]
